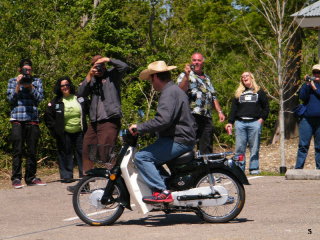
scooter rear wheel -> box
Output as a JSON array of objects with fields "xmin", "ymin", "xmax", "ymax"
[
  {"xmin": 72, "ymin": 175, "xmax": 124, "ymax": 226},
  {"xmin": 195, "ymin": 170, "xmax": 245, "ymax": 223}
]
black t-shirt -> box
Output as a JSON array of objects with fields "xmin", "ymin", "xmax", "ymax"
[{"xmin": 228, "ymin": 89, "xmax": 269, "ymax": 124}]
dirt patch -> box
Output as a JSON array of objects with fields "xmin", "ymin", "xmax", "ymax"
[
  {"xmin": 259, "ymin": 137, "xmax": 316, "ymax": 172},
  {"xmin": 0, "ymin": 137, "xmax": 317, "ymax": 189}
]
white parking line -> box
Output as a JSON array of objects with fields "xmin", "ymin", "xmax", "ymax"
[
  {"xmin": 63, "ymin": 209, "xmax": 117, "ymax": 222},
  {"xmin": 247, "ymin": 176, "xmax": 264, "ymax": 180},
  {"xmin": 63, "ymin": 205, "xmax": 136, "ymax": 222},
  {"xmin": 63, "ymin": 216, "xmax": 79, "ymax": 222}
]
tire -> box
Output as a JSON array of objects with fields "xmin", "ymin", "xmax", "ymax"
[
  {"xmin": 195, "ymin": 169, "xmax": 245, "ymax": 223},
  {"xmin": 72, "ymin": 175, "xmax": 125, "ymax": 226}
]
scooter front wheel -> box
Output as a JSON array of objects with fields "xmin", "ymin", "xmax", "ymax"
[
  {"xmin": 72, "ymin": 175, "xmax": 124, "ymax": 226},
  {"xmin": 195, "ymin": 170, "xmax": 245, "ymax": 223}
]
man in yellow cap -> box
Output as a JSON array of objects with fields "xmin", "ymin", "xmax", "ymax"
[{"xmin": 129, "ymin": 61, "xmax": 196, "ymax": 203}]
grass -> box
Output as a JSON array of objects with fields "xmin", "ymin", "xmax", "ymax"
[
  {"xmin": 0, "ymin": 166, "xmax": 60, "ymax": 190},
  {"xmin": 258, "ymin": 171, "xmax": 285, "ymax": 176}
]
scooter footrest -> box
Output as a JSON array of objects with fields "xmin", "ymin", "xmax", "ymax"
[{"xmin": 177, "ymin": 194, "xmax": 221, "ymax": 201}]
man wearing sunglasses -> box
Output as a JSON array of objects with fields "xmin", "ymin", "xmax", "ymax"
[
  {"xmin": 7, "ymin": 59, "xmax": 45, "ymax": 189},
  {"xmin": 295, "ymin": 64, "xmax": 320, "ymax": 170}
]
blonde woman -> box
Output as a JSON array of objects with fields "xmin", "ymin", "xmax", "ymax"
[{"xmin": 225, "ymin": 72, "xmax": 269, "ymax": 174}]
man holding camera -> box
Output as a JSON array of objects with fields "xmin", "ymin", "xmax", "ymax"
[
  {"xmin": 7, "ymin": 59, "xmax": 45, "ymax": 189},
  {"xmin": 177, "ymin": 52, "xmax": 225, "ymax": 154},
  {"xmin": 67, "ymin": 55, "xmax": 128, "ymax": 192},
  {"xmin": 295, "ymin": 64, "xmax": 320, "ymax": 170}
]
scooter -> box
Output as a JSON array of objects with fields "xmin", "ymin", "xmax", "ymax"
[{"xmin": 72, "ymin": 130, "xmax": 249, "ymax": 226}]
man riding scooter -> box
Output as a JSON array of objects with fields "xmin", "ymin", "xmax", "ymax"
[{"xmin": 129, "ymin": 60, "xmax": 196, "ymax": 203}]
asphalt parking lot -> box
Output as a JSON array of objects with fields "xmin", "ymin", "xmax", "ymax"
[{"xmin": 0, "ymin": 176, "xmax": 319, "ymax": 240}]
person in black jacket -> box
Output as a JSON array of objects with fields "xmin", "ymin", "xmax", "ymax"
[
  {"xmin": 45, "ymin": 77, "xmax": 88, "ymax": 183},
  {"xmin": 225, "ymin": 72, "xmax": 269, "ymax": 175}
]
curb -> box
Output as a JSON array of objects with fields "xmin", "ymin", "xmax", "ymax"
[{"xmin": 285, "ymin": 169, "xmax": 320, "ymax": 180}]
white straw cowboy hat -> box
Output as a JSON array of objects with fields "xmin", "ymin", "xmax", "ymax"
[
  {"xmin": 312, "ymin": 64, "xmax": 320, "ymax": 71},
  {"xmin": 139, "ymin": 61, "xmax": 177, "ymax": 80}
]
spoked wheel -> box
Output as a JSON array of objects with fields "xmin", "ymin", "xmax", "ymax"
[
  {"xmin": 195, "ymin": 170, "xmax": 245, "ymax": 223},
  {"xmin": 72, "ymin": 175, "xmax": 124, "ymax": 226}
]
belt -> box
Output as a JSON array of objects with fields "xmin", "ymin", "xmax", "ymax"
[
  {"xmin": 238, "ymin": 118, "xmax": 257, "ymax": 122},
  {"xmin": 11, "ymin": 121, "xmax": 39, "ymax": 125}
]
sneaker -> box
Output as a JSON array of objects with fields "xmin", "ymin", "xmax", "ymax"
[
  {"xmin": 249, "ymin": 170, "xmax": 260, "ymax": 175},
  {"xmin": 152, "ymin": 191, "xmax": 160, "ymax": 197},
  {"xmin": 27, "ymin": 178, "xmax": 47, "ymax": 186},
  {"xmin": 12, "ymin": 179, "xmax": 23, "ymax": 189},
  {"xmin": 67, "ymin": 183, "xmax": 90, "ymax": 194},
  {"xmin": 67, "ymin": 185, "xmax": 76, "ymax": 193},
  {"xmin": 61, "ymin": 178, "xmax": 75, "ymax": 183},
  {"xmin": 143, "ymin": 190, "xmax": 173, "ymax": 203}
]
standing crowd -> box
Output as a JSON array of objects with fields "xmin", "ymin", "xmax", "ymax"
[{"xmin": 6, "ymin": 54, "xmax": 319, "ymax": 196}]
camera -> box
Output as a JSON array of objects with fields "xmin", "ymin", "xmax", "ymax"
[
  {"xmin": 306, "ymin": 76, "xmax": 316, "ymax": 82},
  {"xmin": 190, "ymin": 64, "xmax": 195, "ymax": 71},
  {"xmin": 20, "ymin": 68, "xmax": 32, "ymax": 84},
  {"xmin": 95, "ymin": 63, "xmax": 104, "ymax": 73}
]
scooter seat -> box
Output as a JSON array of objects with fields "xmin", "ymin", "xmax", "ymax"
[{"xmin": 167, "ymin": 151, "xmax": 194, "ymax": 167}]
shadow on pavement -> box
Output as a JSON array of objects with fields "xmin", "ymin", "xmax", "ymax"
[{"xmin": 74, "ymin": 214, "xmax": 252, "ymax": 227}]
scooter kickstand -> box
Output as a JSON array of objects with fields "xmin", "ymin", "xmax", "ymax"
[{"xmin": 203, "ymin": 156, "xmax": 217, "ymax": 194}]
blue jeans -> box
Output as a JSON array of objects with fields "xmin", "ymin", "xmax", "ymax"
[
  {"xmin": 134, "ymin": 137, "xmax": 194, "ymax": 191},
  {"xmin": 235, "ymin": 120, "xmax": 262, "ymax": 172},
  {"xmin": 295, "ymin": 117, "xmax": 320, "ymax": 169}
]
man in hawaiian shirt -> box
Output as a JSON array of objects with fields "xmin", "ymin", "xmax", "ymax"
[{"xmin": 177, "ymin": 52, "xmax": 225, "ymax": 154}]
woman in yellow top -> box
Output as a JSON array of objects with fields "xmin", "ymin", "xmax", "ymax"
[{"xmin": 45, "ymin": 77, "xmax": 88, "ymax": 183}]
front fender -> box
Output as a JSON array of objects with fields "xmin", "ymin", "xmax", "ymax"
[
  {"xmin": 209, "ymin": 160, "xmax": 250, "ymax": 185},
  {"xmin": 115, "ymin": 177, "xmax": 131, "ymax": 210},
  {"xmin": 86, "ymin": 168, "xmax": 131, "ymax": 210}
]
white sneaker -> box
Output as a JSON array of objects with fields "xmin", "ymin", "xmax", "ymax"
[{"xmin": 249, "ymin": 170, "xmax": 260, "ymax": 175}]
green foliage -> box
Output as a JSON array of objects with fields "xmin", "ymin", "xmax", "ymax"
[{"xmin": 0, "ymin": 0, "xmax": 318, "ymax": 168}]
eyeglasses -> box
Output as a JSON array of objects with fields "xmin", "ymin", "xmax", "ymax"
[
  {"xmin": 241, "ymin": 75, "xmax": 250, "ymax": 78},
  {"xmin": 312, "ymin": 71, "xmax": 320, "ymax": 74},
  {"xmin": 60, "ymin": 84, "xmax": 70, "ymax": 88}
]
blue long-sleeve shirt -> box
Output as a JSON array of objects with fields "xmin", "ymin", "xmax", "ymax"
[
  {"xmin": 299, "ymin": 82, "xmax": 320, "ymax": 117},
  {"xmin": 7, "ymin": 77, "xmax": 44, "ymax": 121}
]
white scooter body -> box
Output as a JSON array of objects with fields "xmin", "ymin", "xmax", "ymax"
[{"xmin": 120, "ymin": 146, "xmax": 229, "ymax": 214}]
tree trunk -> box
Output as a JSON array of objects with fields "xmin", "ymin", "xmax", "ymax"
[
  {"xmin": 149, "ymin": 0, "xmax": 158, "ymax": 51},
  {"xmin": 278, "ymin": 29, "xmax": 287, "ymax": 172},
  {"xmin": 283, "ymin": 28, "xmax": 302, "ymax": 139},
  {"xmin": 272, "ymin": 28, "xmax": 302, "ymax": 143}
]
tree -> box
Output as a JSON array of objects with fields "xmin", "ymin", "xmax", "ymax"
[{"xmin": 0, "ymin": 0, "xmax": 147, "ymax": 166}]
